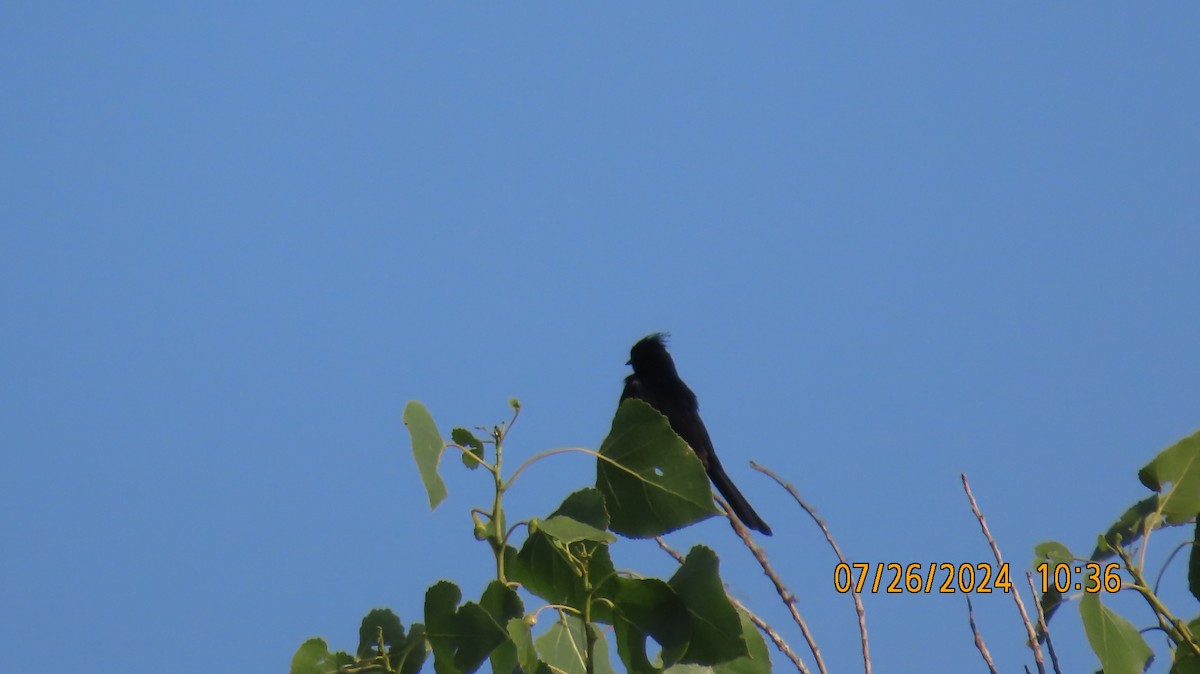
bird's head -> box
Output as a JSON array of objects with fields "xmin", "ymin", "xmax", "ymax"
[{"xmin": 627, "ymin": 332, "xmax": 676, "ymax": 373}]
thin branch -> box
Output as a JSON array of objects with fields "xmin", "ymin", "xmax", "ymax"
[
  {"xmin": 718, "ymin": 495, "xmax": 828, "ymax": 674},
  {"xmin": 1025, "ymin": 572, "xmax": 1062, "ymax": 674},
  {"xmin": 653, "ymin": 536, "xmax": 687, "ymax": 565},
  {"xmin": 752, "ymin": 461, "xmax": 871, "ymax": 674},
  {"xmin": 655, "ymin": 536, "xmax": 811, "ymax": 674},
  {"xmin": 730, "ymin": 595, "xmax": 810, "ymax": 674},
  {"xmin": 961, "ymin": 473, "xmax": 1044, "ymax": 673},
  {"xmin": 967, "ymin": 596, "xmax": 999, "ymax": 674},
  {"xmin": 447, "ymin": 443, "xmax": 499, "ymax": 476},
  {"xmin": 1154, "ymin": 539, "xmax": 1197, "ymax": 595},
  {"xmin": 1114, "ymin": 541, "xmax": 1200, "ymax": 658},
  {"xmin": 505, "ymin": 447, "xmax": 592, "ymax": 488},
  {"xmin": 1138, "ymin": 509, "xmax": 1155, "ymax": 573},
  {"xmin": 531, "ymin": 603, "xmax": 583, "ymax": 623},
  {"xmin": 505, "ymin": 446, "xmax": 637, "ymax": 490}
]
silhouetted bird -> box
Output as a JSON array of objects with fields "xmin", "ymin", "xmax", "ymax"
[{"xmin": 620, "ymin": 333, "xmax": 772, "ymax": 535}]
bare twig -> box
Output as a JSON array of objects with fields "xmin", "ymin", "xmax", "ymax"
[
  {"xmin": 718, "ymin": 495, "xmax": 827, "ymax": 674},
  {"xmin": 654, "ymin": 536, "xmax": 687, "ymax": 565},
  {"xmin": 967, "ymin": 596, "xmax": 999, "ymax": 674},
  {"xmin": 752, "ymin": 461, "xmax": 871, "ymax": 674},
  {"xmin": 728, "ymin": 595, "xmax": 810, "ymax": 674},
  {"xmin": 961, "ymin": 473, "xmax": 1044, "ymax": 673},
  {"xmin": 654, "ymin": 536, "xmax": 810, "ymax": 674},
  {"xmin": 1025, "ymin": 572, "xmax": 1062, "ymax": 674}
]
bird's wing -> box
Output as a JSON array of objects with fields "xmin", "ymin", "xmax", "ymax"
[{"xmin": 620, "ymin": 374, "xmax": 644, "ymax": 402}]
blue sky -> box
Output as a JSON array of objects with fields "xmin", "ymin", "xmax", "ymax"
[{"xmin": 2, "ymin": 4, "xmax": 1198, "ymax": 673}]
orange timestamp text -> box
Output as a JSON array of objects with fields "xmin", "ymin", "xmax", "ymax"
[
  {"xmin": 1034, "ymin": 562, "xmax": 1122, "ymax": 594},
  {"xmin": 834, "ymin": 562, "xmax": 1015, "ymax": 594}
]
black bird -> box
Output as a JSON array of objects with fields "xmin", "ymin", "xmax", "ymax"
[{"xmin": 621, "ymin": 333, "xmax": 772, "ymax": 536}]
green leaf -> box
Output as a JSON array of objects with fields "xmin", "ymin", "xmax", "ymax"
[
  {"xmin": 1032, "ymin": 540, "xmax": 1076, "ymax": 630},
  {"xmin": 669, "ymin": 546, "xmax": 747, "ymax": 665},
  {"xmin": 1139, "ymin": 429, "xmax": 1200, "ymax": 523},
  {"xmin": 424, "ymin": 581, "xmax": 507, "ymax": 674},
  {"xmin": 356, "ymin": 608, "xmax": 406, "ymax": 659},
  {"xmin": 291, "ymin": 638, "xmax": 335, "ymax": 674},
  {"xmin": 1033, "ymin": 541, "xmax": 1074, "ymax": 567},
  {"xmin": 1171, "ymin": 617, "xmax": 1200, "ymax": 674},
  {"xmin": 480, "ymin": 581, "xmax": 524, "ymax": 674},
  {"xmin": 1092, "ymin": 495, "xmax": 1161, "ymax": 560},
  {"xmin": 290, "ymin": 638, "xmax": 354, "ymax": 674},
  {"xmin": 597, "ymin": 399, "xmax": 720, "ymax": 538},
  {"xmin": 551, "ymin": 486, "xmax": 611, "ymax": 530},
  {"xmin": 394, "ymin": 624, "xmax": 428, "ymax": 674},
  {"xmin": 480, "ymin": 581, "xmax": 524, "ymax": 623},
  {"xmin": 1079, "ymin": 592, "xmax": 1153, "ymax": 674},
  {"xmin": 403, "ymin": 401, "xmax": 448, "ymax": 509},
  {"xmin": 662, "ymin": 608, "xmax": 769, "ymax": 674},
  {"xmin": 507, "ymin": 617, "xmax": 540, "ymax": 674},
  {"xmin": 512, "ymin": 491, "xmax": 616, "ymax": 622},
  {"xmin": 453, "ymin": 427, "xmax": 486, "ymax": 470},
  {"xmin": 1190, "ymin": 520, "xmax": 1200, "ymax": 604},
  {"xmin": 534, "ymin": 515, "xmax": 617, "ymax": 545},
  {"xmin": 723, "ymin": 609, "xmax": 772, "ymax": 674},
  {"xmin": 612, "ymin": 577, "xmax": 691, "ymax": 673},
  {"xmin": 536, "ymin": 614, "xmax": 617, "ymax": 674}
]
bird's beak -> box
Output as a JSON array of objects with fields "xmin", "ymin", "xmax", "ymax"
[{"xmin": 625, "ymin": 359, "xmax": 632, "ymax": 366}]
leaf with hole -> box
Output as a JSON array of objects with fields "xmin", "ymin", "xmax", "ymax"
[
  {"xmin": 453, "ymin": 427, "xmax": 486, "ymax": 470},
  {"xmin": 612, "ymin": 577, "xmax": 690, "ymax": 673},
  {"xmin": 596, "ymin": 399, "xmax": 719, "ymax": 538}
]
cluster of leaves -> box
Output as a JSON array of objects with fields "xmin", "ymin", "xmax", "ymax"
[
  {"xmin": 292, "ymin": 398, "xmax": 771, "ymax": 674},
  {"xmin": 1033, "ymin": 429, "xmax": 1200, "ymax": 674}
]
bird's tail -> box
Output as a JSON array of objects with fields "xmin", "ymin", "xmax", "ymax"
[{"xmin": 707, "ymin": 458, "xmax": 772, "ymax": 536}]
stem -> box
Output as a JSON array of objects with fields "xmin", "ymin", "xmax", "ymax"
[
  {"xmin": 582, "ymin": 553, "xmax": 596, "ymax": 674},
  {"xmin": 1115, "ymin": 543, "xmax": 1200, "ymax": 658},
  {"xmin": 505, "ymin": 446, "xmax": 642, "ymax": 491},
  {"xmin": 451, "ymin": 443, "xmax": 499, "ymax": 476},
  {"xmin": 492, "ymin": 426, "xmax": 507, "ymax": 583}
]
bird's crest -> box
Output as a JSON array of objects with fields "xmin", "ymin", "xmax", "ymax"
[{"xmin": 628, "ymin": 332, "xmax": 676, "ymax": 372}]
